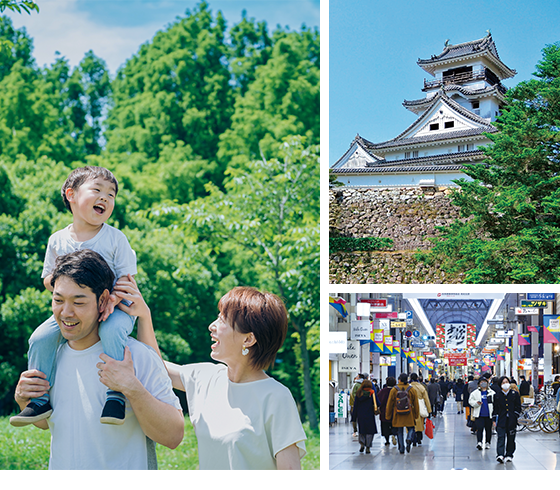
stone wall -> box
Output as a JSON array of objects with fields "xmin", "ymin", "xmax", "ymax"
[{"xmin": 329, "ymin": 186, "xmax": 464, "ymax": 284}]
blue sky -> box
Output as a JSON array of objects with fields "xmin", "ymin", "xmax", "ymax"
[
  {"xmin": 329, "ymin": 0, "xmax": 560, "ymax": 166},
  {"xmin": 6, "ymin": 0, "xmax": 319, "ymax": 74}
]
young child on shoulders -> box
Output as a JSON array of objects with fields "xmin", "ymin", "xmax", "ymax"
[{"xmin": 10, "ymin": 166, "xmax": 137, "ymax": 427}]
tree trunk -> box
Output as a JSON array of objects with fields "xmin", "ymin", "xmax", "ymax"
[{"xmin": 297, "ymin": 323, "xmax": 318, "ymax": 431}]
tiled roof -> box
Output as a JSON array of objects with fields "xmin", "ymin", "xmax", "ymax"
[
  {"xmin": 331, "ymin": 164, "xmax": 468, "ymax": 174},
  {"xmin": 368, "ymin": 149, "xmax": 486, "ymax": 167},
  {"xmin": 332, "ymin": 149, "xmax": 487, "ymax": 174},
  {"xmin": 403, "ymin": 84, "xmax": 505, "ymax": 108},
  {"xmin": 370, "ymin": 127, "xmax": 494, "ymax": 150},
  {"xmin": 417, "ymin": 34, "xmax": 516, "ymax": 79}
]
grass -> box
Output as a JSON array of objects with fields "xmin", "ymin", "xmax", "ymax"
[{"xmin": 0, "ymin": 416, "xmax": 319, "ymax": 470}]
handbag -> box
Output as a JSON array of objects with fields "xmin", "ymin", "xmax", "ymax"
[
  {"xmin": 372, "ymin": 391, "xmax": 380, "ymax": 416},
  {"xmin": 425, "ymin": 418, "xmax": 434, "ymax": 439},
  {"xmin": 419, "ymin": 398, "xmax": 429, "ymax": 418}
]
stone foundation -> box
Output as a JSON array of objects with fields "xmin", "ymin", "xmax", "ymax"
[{"xmin": 329, "ymin": 186, "xmax": 463, "ymax": 283}]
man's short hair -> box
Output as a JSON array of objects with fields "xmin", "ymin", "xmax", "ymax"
[
  {"xmin": 218, "ymin": 287, "xmax": 287, "ymax": 371},
  {"xmin": 61, "ymin": 166, "xmax": 119, "ymax": 213},
  {"xmin": 398, "ymin": 373, "xmax": 408, "ymax": 383},
  {"xmin": 51, "ymin": 249, "xmax": 115, "ymax": 301},
  {"xmin": 410, "ymin": 373, "xmax": 418, "ymax": 382},
  {"xmin": 386, "ymin": 376, "xmax": 396, "ymax": 387}
]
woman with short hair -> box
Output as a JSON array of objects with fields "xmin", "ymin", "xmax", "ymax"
[{"xmin": 125, "ymin": 280, "xmax": 306, "ymax": 470}]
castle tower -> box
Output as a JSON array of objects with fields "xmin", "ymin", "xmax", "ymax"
[{"xmin": 331, "ymin": 33, "xmax": 516, "ymax": 189}]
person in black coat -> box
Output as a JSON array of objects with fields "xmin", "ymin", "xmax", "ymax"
[
  {"xmin": 493, "ymin": 376, "xmax": 522, "ymax": 464},
  {"xmin": 438, "ymin": 376, "xmax": 448, "ymax": 413},
  {"xmin": 352, "ymin": 379, "xmax": 378, "ymax": 454},
  {"xmin": 377, "ymin": 376, "xmax": 396, "ymax": 446}
]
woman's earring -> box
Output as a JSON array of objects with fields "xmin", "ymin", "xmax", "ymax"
[{"xmin": 242, "ymin": 346, "xmax": 249, "ymax": 356}]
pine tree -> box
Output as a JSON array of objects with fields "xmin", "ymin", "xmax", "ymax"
[{"xmin": 426, "ymin": 42, "xmax": 560, "ymax": 283}]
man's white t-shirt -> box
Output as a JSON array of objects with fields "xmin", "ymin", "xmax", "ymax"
[
  {"xmin": 47, "ymin": 338, "xmax": 182, "ymax": 470},
  {"xmin": 41, "ymin": 223, "xmax": 137, "ymax": 280},
  {"xmin": 178, "ymin": 362, "xmax": 307, "ymax": 470}
]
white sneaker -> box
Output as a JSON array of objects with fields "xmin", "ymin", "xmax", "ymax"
[
  {"xmin": 476, "ymin": 442, "xmax": 483, "ymax": 450},
  {"xmin": 496, "ymin": 455, "xmax": 504, "ymax": 464},
  {"xmin": 485, "ymin": 442, "xmax": 491, "ymax": 449},
  {"xmin": 505, "ymin": 456, "xmax": 513, "ymax": 463},
  {"xmin": 352, "ymin": 432, "xmax": 358, "ymax": 439}
]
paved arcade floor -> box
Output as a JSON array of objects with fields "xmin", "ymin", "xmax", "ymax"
[{"xmin": 330, "ymin": 401, "xmax": 560, "ymax": 470}]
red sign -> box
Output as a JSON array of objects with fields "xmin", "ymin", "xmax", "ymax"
[
  {"xmin": 448, "ymin": 357, "xmax": 467, "ymax": 366},
  {"xmin": 444, "ymin": 352, "xmax": 467, "ymax": 359},
  {"xmin": 361, "ymin": 299, "xmax": 387, "ymax": 307},
  {"xmin": 374, "ymin": 312, "xmax": 398, "ymax": 319}
]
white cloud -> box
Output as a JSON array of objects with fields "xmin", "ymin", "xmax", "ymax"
[{"xmin": 7, "ymin": 0, "xmax": 164, "ymax": 74}]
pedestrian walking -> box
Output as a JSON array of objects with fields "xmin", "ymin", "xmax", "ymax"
[
  {"xmin": 493, "ymin": 376, "xmax": 522, "ymax": 464},
  {"xmin": 350, "ymin": 374, "xmax": 365, "ymax": 438},
  {"xmin": 469, "ymin": 377, "xmax": 495, "ymax": 450},
  {"xmin": 455, "ymin": 378, "xmax": 465, "ymax": 414},
  {"xmin": 386, "ymin": 373, "xmax": 419, "ymax": 454},
  {"xmin": 427, "ymin": 378, "xmax": 441, "ymax": 417},
  {"xmin": 377, "ymin": 377, "xmax": 396, "ymax": 446},
  {"xmin": 410, "ymin": 373, "xmax": 431, "ymax": 446},
  {"xmin": 438, "ymin": 376, "xmax": 448, "ymax": 413},
  {"xmin": 352, "ymin": 379, "xmax": 378, "ymax": 454}
]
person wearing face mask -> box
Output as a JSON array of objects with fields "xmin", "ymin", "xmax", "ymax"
[
  {"xmin": 492, "ymin": 376, "xmax": 522, "ymax": 464},
  {"xmin": 468, "ymin": 377, "xmax": 495, "ymax": 450}
]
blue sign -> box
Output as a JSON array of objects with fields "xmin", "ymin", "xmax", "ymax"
[
  {"xmin": 406, "ymin": 310, "xmax": 413, "ymax": 320},
  {"xmin": 527, "ymin": 293, "xmax": 555, "ymax": 300},
  {"xmin": 412, "ymin": 330, "xmax": 420, "ymax": 338}
]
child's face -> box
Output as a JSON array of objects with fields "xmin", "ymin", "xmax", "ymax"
[{"xmin": 66, "ymin": 178, "xmax": 116, "ymax": 227}]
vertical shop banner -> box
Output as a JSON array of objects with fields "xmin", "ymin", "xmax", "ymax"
[
  {"xmin": 383, "ymin": 335, "xmax": 393, "ymax": 354},
  {"xmin": 336, "ymin": 391, "xmax": 348, "ymax": 419},
  {"xmin": 371, "ymin": 328, "xmax": 384, "ymax": 353},
  {"xmin": 436, "ymin": 324, "xmax": 445, "ymax": 348},
  {"xmin": 467, "ymin": 324, "xmax": 476, "ymax": 348},
  {"xmin": 518, "ymin": 334, "xmax": 531, "ymax": 346},
  {"xmin": 339, "ymin": 340, "xmax": 360, "ymax": 372},
  {"xmin": 543, "ymin": 316, "xmax": 560, "ymax": 343}
]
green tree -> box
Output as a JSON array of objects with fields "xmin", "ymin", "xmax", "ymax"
[
  {"xmin": 186, "ymin": 137, "xmax": 319, "ymax": 429},
  {"xmin": 218, "ymin": 28, "xmax": 320, "ymax": 169},
  {"xmin": 423, "ymin": 42, "xmax": 560, "ymax": 283},
  {"xmin": 105, "ymin": 1, "xmax": 233, "ymax": 166}
]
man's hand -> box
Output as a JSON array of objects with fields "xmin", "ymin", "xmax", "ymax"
[
  {"xmin": 97, "ymin": 347, "xmax": 140, "ymax": 396},
  {"xmin": 14, "ymin": 369, "xmax": 50, "ymax": 410}
]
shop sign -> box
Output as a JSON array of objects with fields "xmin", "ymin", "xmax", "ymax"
[
  {"xmin": 350, "ymin": 320, "xmax": 371, "ymax": 340},
  {"xmin": 527, "ymin": 293, "xmax": 555, "ymax": 300},
  {"xmin": 515, "ymin": 307, "xmax": 539, "ymax": 315},
  {"xmin": 329, "ymin": 331, "xmax": 347, "ymax": 353},
  {"xmin": 339, "ymin": 340, "xmax": 360, "ymax": 372},
  {"xmin": 360, "ymin": 299, "xmax": 387, "ymax": 307}
]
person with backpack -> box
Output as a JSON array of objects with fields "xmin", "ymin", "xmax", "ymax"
[{"xmin": 386, "ymin": 373, "xmax": 419, "ymax": 454}]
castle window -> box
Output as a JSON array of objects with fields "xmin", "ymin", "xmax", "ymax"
[
  {"xmin": 429, "ymin": 123, "xmax": 439, "ymax": 131},
  {"xmin": 458, "ymin": 145, "xmax": 465, "ymax": 152},
  {"xmin": 405, "ymin": 151, "xmax": 411, "ymax": 159},
  {"xmin": 444, "ymin": 121, "xmax": 454, "ymax": 129},
  {"xmin": 472, "ymin": 101, "xmax": 480, "ymax": 109},
  {"xmin": 413, "ymin": 151, "xmax": 418, "ymax": 158}
]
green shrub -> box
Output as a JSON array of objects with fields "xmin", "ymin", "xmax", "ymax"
[{"xmin": 329, "ymin": 236, "xmax": 393, "ymax": 254}]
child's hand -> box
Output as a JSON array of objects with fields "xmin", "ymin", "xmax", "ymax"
[
  {"xmin": 113, "ymin": 274, "xmax": 150, "ymax": 320},
  {"xmin": 99, "ymin": 294, "xmax": 119, "ymax": 322}
]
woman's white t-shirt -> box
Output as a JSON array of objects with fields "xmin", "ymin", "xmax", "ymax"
[{"xmin": 178, "ymin": 362, "xmax": 307, "ymax": 470}]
